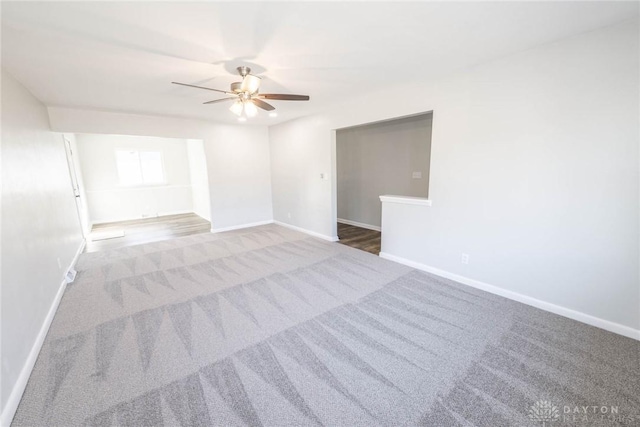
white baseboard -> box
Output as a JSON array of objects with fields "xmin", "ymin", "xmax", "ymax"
[
  {"xmin": 273, "ymin": 221, "xmax": 339, "ymax": 242},
  {"xmin": 154, "ymin": 210, "xmax": 194, "ymax": 218},
  {"xmin": 211, "ymin": 220, "xmax": 274, "ymax": 233},
  {"xmin": 379, "ymin": 251, "xmax": 640, "ymax": 341},
  {"xmin": 337, "ymin": 218, "xmax": 381, "ymax": 232},
  {"xmin": 1, "ymin": 239, "xmax": 86, "ymax": 426},
  {"xmin": 92, "ymin": 210, "xmax": 194, "ymax": 226}
]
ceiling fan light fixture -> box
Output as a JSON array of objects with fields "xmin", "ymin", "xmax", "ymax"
[
  {"xmin": 173, "ymin": 66, "xmax": 309, "ymax": 120},
  {"xmin": 229, "ymin": 100, "xmax": 243, "ymax": 116},
  {"xmin": 241, "ymin": 75, "xmax": 261, "ymax": 94},
  {"xmin": 244, "ymin": 101, "xmax": 258, "ymax": 117}
]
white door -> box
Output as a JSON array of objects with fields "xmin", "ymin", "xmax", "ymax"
[{"xmin": 63, "ymin": 136, "xmax": 89, "ymax": 237}]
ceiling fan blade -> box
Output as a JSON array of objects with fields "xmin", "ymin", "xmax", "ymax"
[
  {"xmin": 172, "ymin": 81, "xmax": 233, "ymax": 95},
  {"xmin": 252, "ymin": 98, "xmax": 275, "ymax": 111},
  {"xmin": 203, "ymin": 97, "xmax": 237, "ymax": 105},
  {"xmin": 259, "ymin": 94, "xmax": 310, "ymax": 101}
]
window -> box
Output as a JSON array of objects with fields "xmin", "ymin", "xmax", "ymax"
[{"xmin": 116, "ymin": 150, "xmax": 165, "ymax": 185}]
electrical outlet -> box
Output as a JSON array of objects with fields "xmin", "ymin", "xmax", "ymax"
[
  {"xmin": 287, "ymin": 212, "xmax": 291, "ymax": 219},
  {"xmin": 461, "ymin": 253, "xmax": 469, "ymax": 265},
  {"xmin": 412, "ymin": 171, "xmax": 422, "ymax": 179}
]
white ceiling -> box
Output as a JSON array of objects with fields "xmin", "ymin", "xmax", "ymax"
[{"xmin": 2, "ymin": 2, "xmax": 637, "ymax": 126}]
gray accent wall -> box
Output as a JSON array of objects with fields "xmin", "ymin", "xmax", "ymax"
[{"xmin": 337, "ymin": 114, "xmax": 432, "ymax": 228}]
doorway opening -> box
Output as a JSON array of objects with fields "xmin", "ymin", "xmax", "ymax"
[
  {"xmin": 334, "ymin": 112, "xmax": 433, "ymax": 254},
  {"xmin": 63, "ymin": 134, "xmax": 90, "ymax": 238},
  {"xmin": 62, "ymin": 133, "xmax": 212, "ymax": 252}
]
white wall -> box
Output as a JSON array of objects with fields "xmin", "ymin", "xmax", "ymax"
[
  {"xmin": 187, "ymin": 139, "xmax": 211, "ymax": 221},
  {"xmin": 269, "ymin": 20, "xmax": 640, "ymax": 332},
  {"xmin": 204, "ymin": 126, "xmax": 273, "ymax": 229},
  {"xmin": 270, "ymin": 115, "xmax": 335, "ymax": 238},
  {"xmin": 48, "ymin": 109, "xmax": 273, "ymax": 230},
  {"xmin": 1, "ymin": 69, "xmax": 83, "ymax": 419},
  {"xmin": 337, "ymin": 114, "xmax": 432, "ymax": 228},
  {"xmin": 74, "ymin": 133, "xmax": 193, "ymax": 224}
]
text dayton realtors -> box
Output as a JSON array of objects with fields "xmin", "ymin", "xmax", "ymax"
[{"xmin": 562, "ymin": 406, "xmax": 635, "ymax": 423}]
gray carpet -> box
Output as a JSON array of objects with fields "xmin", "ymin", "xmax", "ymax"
[{"xmin": 12, "ymin": 224, "xmax": 640, "ymax": 426}]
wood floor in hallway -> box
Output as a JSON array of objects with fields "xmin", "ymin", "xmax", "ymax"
[
  {"xmin": 85, "ymin": 213, "xmax": 211, "ymax": 253},
  {"xmin": 337, "ymin": 222, "xmax": 381, "ymax": 255}
]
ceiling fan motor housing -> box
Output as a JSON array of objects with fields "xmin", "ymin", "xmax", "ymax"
[{"xmin": 237, "ymin": 66, "xmax": 251, "ymax": 77}]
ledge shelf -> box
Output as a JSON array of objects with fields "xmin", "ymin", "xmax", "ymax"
[{"xmin": 379, "ymin": 195, "xmax": 432, "ymax": 206}]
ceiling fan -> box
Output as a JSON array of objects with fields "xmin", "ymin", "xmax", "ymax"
[{"xmin": 172, "ymin": 66, "xmax": 310, "ymax": 118}]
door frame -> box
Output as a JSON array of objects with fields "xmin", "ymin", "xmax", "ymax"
[{"xmin": 62, "ymin": 134, "xmax": 90, "ymax": 238}]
